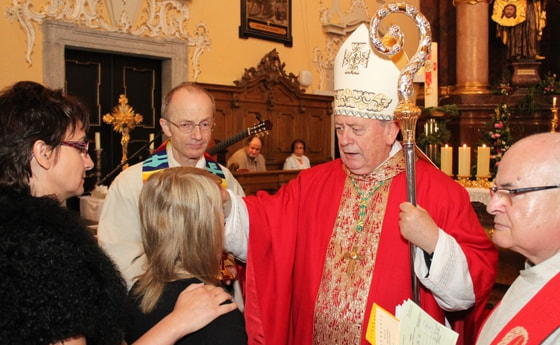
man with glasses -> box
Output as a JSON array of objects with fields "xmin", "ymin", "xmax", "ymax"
[
  {"xmin": 241, "ymin": 24, "xmax": 497, "ymax": 345},
  {"xmin": 476, "ymin": 132, "xmax": 560, "ymax": 345},
  {"xmin": 98, "ymin": 83, "xmax": 248, "ymax": 296}
]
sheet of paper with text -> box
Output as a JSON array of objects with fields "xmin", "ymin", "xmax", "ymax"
[{"xmin": 366, "ymin": 299, "xmax": 458, "ymax": 345}]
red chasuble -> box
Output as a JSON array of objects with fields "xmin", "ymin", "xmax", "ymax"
[{"xmin": 244, "ymin": 155, "xmax": 497, "ymax": 345}]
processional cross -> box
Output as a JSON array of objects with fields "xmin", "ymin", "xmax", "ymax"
[{"xmin": 103, "ymin": 94, "xmax": 143, "ymax": 170}]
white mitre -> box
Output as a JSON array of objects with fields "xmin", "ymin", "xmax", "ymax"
[{"xmin": 334, "ymin": 23, "xmax": 400, "ymax": 120}]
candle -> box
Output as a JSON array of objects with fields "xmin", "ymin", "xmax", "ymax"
[
  {"xmin": 477, "ymin": 145, "xmax": 490, "ymax": 177},
  {"xmin": 95, "ymin": 132, "xmax": 101, "ymax": 150},
  {"xmin": 458, "ymin": 144, "xmax": 471, "ymax": 177},
  {"xmin": 149, "ymin": 133, "xmax": 155, "ymax": 151},
  {"xmin": 440, "ymin": 144, "xmax": 453, "ymax": 176},
  {"xmin": 554, "ymin": 96, "xmax": 557, "ymax": 108}
]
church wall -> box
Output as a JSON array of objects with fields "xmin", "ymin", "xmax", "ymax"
[
  {"xmin": 0, "ymin": 0, "xmax": 420, "ymax": 93},
  {"xmin": 0, "ymin": 5, "xmax": 43, "ymax": 86}
]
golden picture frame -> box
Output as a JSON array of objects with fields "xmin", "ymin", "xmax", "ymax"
[{"xmin": 239, "ymin": 0, "xmax": 293, "ymax": 47}]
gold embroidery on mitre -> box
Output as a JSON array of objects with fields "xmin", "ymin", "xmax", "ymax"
[
  {"xmin": 342, "ymin": 42, "xmax": 370, "ymax": 74},
  {"xmin": 497, "ymin": 326, "xmax": 529, "ymax": 345},
  {"xmin": 334, "ymin": 88, "xmax": 394, "ymax": 119}
]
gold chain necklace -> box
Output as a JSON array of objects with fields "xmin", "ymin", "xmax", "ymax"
[{"xmin": 350, "ymin": 178, "xmax": 384, "ymax": 232}]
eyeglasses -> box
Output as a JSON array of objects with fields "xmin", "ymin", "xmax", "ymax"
[
  {"xmin": 489, "ymin": 185, "xmax": 560, "ymax": 203},
  {"xmin": 61, "ymin": 140, "xmax": 90, "ymax": 155},
  {"xmin": 166, "ymin": 118, "xmax": 215, "ymax": 133}
]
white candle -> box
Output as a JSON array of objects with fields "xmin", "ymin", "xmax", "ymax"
[
  {"xmin": 554, "ymin": 96, "xmax": 557, "ymax": 108},
  {"xmin": 477, "ymin": 145, "xmax": 490, "ymax": 177},
  {"xmin": 149, "ymin": 133, "xmax": 155, "ymax": 150},
  {"xmin": 440, "ymin": 144, "xmax": 453, "ymax": 176},
  {"xmin": 95, "ymin": 132, "xmax": 101, "ymax": 150},
  {"xmin": 458, "ymin": 144, "xmax": 471, "ymax": 177}
]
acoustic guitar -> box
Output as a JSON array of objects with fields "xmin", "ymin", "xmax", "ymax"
[{"xmin": 207, "ymin": 119, "xmax": 273, "ymax": 156}]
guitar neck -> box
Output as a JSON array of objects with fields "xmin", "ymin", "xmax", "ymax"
[{"xmin": 207, "ymin": 128, "xmax": 250, "ymax": 156}]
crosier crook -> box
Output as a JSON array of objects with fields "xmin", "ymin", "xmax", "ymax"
[{"xmin": 370, "ymin": 3, "xmax": 432, "ymax": 305}]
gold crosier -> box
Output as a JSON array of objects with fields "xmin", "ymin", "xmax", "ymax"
[{"xmin": 370, "ymin": 2, "xmax": 432, "ymax": 304}]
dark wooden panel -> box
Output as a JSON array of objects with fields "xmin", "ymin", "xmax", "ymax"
[
  {"xmin": 233, "ymin": 170, "xmax": 301, "ymax": 195},
  {"xmin": 197, "ymin": 49, "xmax": 334, "ymax": 171},
  {"xmin": 65, "ymin": 49, "xmax": 162, "ymax": 188}
]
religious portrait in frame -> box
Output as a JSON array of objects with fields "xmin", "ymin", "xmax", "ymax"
[{"xmin": 239, "ymin": 0, "xmax": 293, "ymax": 47}]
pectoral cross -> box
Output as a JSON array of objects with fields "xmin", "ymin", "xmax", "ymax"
[{"xmin": 344, "ymin": 246, "xmax": 364, "ymax": 275}]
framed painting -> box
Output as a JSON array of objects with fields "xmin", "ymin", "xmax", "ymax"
[{"xmin": 239, "ymin": 0, "xmax": 293, "ymax": 47}]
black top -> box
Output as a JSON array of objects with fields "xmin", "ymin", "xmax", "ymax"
[
  {"xmin": 126, "ymin": 278, "xmax": 247, "ymax": 345},
  {"xmin": 0, "ymin": 187, "xmax": 127, "ymax": 345}
]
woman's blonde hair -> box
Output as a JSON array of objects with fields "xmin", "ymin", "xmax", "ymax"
[{"xmin": 134, "ymin": 167, "xmax": 225, "ymax": 313}]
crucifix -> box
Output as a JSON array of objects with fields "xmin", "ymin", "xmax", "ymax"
[
  {"xmin": 344, "ymin": 246, "xmax": 364, "ymax": 275},
  {"xmin": 103, "ymin": 94, "xmax": 143, "ymax": 170}
]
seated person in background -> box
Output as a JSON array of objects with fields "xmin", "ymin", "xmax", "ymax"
[
  {"xmin": 227, "ymin": 135, "xmax": 266, "ymax": 172},
  {"xmin": 476, "ymin": 132, "xmax": 560, "ymax": 345},
  {"xmin": 283, "ymin": 139, "xmax": 311, "ymax": 170},
  {"xmin": 126, "ymin": 167, "xmax": 247, "ymax": 345},
  {"xmin": 0, "ymin": 81, "xmax": 238, "ymax": 345}
]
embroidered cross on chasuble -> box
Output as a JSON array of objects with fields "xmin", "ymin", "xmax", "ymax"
[{"xmin": 312, "ymin": 153, "xmax": 405, "ymax": 345}]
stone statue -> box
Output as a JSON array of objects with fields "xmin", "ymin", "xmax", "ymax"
[{"xmin": 492, "ymin": 0, "xmax": 547, "ymax": 60}]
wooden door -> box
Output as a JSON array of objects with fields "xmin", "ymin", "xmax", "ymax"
[{"xmin": 65, "ymin": 49, "xmax": 162, "ymax": 190}]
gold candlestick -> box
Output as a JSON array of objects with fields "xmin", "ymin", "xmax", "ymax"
[
  {"xmin": 551, "ymin": 107, "xmax": 558, "ymax": 133},
  {"xmin": 456, "ymin": 175, "xmax": 472, "ymax": 188},
  {"xmin": 474, "ymin": 175, "xmax": 491, "ymax": 189}
]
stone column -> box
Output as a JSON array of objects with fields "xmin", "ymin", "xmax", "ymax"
[{"xmin": 454, "ymin": 0, "xmax": 491, "ymax": 94}]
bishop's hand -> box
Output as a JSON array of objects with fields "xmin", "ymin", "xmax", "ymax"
[{"xmin": 399, "ymin": 202, "xmax": 439, "ymax": 254}]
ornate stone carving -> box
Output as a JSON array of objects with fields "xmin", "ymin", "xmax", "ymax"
[
  {"xmin": 313, "ymin": 47, "xmax": 329, "ymax": 90},
  {"xmin": 314, "ymin": 0, "xmax": 373, "ymax": 91},
  {"xmin": 5, "ymin": 0, "xmax": 210, "ymax": 78}
]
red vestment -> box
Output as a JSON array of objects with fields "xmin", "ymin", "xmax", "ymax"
[
  {"xmin": 244, "ymin": 157, "xmax": 497, "ymax": 345},
  {"xmin": 483, "ymin": 272, "xmax": 560, "ymax": 345}
]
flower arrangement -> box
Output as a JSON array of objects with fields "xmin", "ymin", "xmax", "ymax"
[
  {"xmin": 480, "ymin": 104, "xmax": 513, "ymax": 177},
  {"xmin": 492, "ymin": 79, "xmax": 515, "ymax": 96},
  {"xmin": 537, "ymin": 73, "xmax": 559, "ymax": 95}
]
